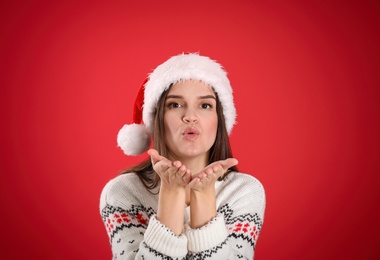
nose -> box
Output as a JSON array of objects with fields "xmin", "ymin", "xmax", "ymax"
[{"xmin": 183, "ymin": 109, "xmax": 198, "ymax": 123}]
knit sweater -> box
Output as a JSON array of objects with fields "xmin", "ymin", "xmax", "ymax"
[{"xmin": 100, "ymin": 171, "xmax": 266, "ymax": 259}]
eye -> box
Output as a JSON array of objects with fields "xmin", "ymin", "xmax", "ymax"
[
  {"xmin": 167, "ymin": 102, "xmax": 182, "ymax": 109},
  {"xmin": 201, "ymin": 103, "xmax": 213, "ymax": 109}
]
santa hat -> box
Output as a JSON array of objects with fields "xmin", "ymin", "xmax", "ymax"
[{"xmin": 117, "ymin": 53, "xmax": 236, "ymax": 156}]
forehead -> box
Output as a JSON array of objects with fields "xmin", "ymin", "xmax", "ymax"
[{"xmin": 168, "ymin": 80, "xmax": 215, "ymax": 95}]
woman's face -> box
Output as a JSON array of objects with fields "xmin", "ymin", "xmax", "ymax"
[{"xmin": 163, "ymin": 80, "xmax": 218, "ymax": 161}]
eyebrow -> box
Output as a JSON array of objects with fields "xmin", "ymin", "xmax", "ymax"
[{"xmin": 166, "ymin": 95, "xmax": 216, "ymax": 100}]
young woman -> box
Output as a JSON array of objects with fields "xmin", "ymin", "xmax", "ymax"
[{"xmin": 100, "ymin": 53, "xmax": 266, "ymax": 259}]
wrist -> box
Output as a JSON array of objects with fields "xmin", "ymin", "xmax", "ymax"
[
  {"xmin": 159, "ymin": 185, "xmax": 186, "ymax": 208},
  {"xmin": 190, "ymin": 185, "xmax": 215, "ymax": 196},
  {"xmin": 157, "ymin": 185, "xmax": 186, "ymax": 235},
  {"xmin": 160, "ymin": 183, "xmax": 186, "ymax": 194},
  {"xmin": 189, "ymin": 188, "xmax": 217, "ymax": 229}
]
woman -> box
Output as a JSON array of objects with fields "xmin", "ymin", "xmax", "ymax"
[{"xmin": 100, "ymin": 53, "xmax": 266, "ymax": 259}]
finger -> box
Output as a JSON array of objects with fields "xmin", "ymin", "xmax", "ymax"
[
  {"xmin": 194, "ymin": 172, "xmax": 207, "ymax": 179},
  {"xmin": 177, "ymin": 164, "xmax": 187, "ymax": 177},
  {"xmin": 148, "ymin": 149, "xmax": 161, "ymax": 165},
  {"xmin": 189, "ymin": 177, "xmax": 201, "ymax": 188},
  {"xmin": 148, "ymin": 149, "xmax": 172, "ymax": 167},
  {"xmin": 220, "ymin": 158, "xmax": 239, "ymax": 170},
  {"xmin": 166, "ymin": 161, "xmax": 181, "ymax": 176},
  {"xmin": 182, "ymin": 169, "xmax": 192, "ymax": 183},
  {"xmin": 155, "ymin": 161, "xmax": 171, "ymax": 174},
  {"xmin": 201, "ymin": 164, "xmax": 221, "ymax": 176},
  {"xmin": 205, "ymin": 167, "xmax": 214, "ymax": 175},
  {"xmin": 173, "ymin": 160, "xmax": 182, "ymax": 169}
]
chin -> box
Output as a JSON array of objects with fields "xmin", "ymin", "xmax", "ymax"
[{"xmin": 180, "ymin": 147, "xmax": 209, "ymax": 158}]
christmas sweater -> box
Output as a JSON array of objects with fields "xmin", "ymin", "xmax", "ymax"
[{"xmin": 100, "ymin": 171, "xmax": 266, "ymax": 259}]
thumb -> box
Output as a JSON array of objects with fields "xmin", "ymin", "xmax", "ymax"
[
  {"xmin": 221, "ymin": 158, "xmax": 239, "ymax": 170},
  {"xmin": 147, "ymin": 149, "xmax": 161, "ymax": 165}
]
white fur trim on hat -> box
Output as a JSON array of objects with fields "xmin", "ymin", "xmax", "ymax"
[
  {"xmin": 143, "ymin": 53, "xmax": 236, "ymax": 134},
  {"xmin": 117, "ymin": 123, "xmax": 150, "ymax": 156}
]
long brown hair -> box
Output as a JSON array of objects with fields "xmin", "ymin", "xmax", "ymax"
[{"xmin": 121, "ymin": 83, "xmax": 238, "ymax": 191}]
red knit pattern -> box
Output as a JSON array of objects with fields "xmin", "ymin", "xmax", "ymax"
[
  {"xmin": 228, "ymin": 222, "xmax": 259, "ymax": 241},
  {"xmin": 105, "ymin": 212, "xmax": 149, "ymax": 234}
]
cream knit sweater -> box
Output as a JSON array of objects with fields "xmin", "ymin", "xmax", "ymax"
[{"xmin": 100, "ymin": 171, "xmax": 265, "ymax": 259}]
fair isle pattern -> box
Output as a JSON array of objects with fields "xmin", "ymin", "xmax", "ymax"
[
  {"xmin": 219, "ymin": 204, "xmax": 263, "ymax": 247},
  {"xmin": 187, "ymin": 240, "xmax": 229, "ymax": 260},
  {"xmin": 143, "ymin": 242, "xmax": 187, "ymax": 260},
  {"xmin": 102, "ymin": 204, "xmax": 155, "ymax": 242},
  {"xmin": 100, "ymin": 172, "xmax": 265, "ymax": 259},
  {"xmin": 229, "ymin": 221, "xmax": 259, "ymax": 242},
  {"xmin": 187, "ymin": 204, "xmax": 263, "ymax": 259},
  {"xmin": 102, "ymin": 203, "xmax": 262, "ymax": 259}
]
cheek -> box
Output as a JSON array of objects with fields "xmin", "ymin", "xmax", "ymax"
[
  {"xmin": 207, "ymin": 115, "xmax": 218, "ymax": 137},
  {"xmin": 163, "ymin": 113, "xmax": 176, "ymax": 136},
  {"xmin": 163, "ymin": 116, "xmax": 171, "ymax": 136}
]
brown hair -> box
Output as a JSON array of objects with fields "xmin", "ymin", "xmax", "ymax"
[{"xmin": 121, "ymin": 84, "xmax": 238, "ymax": 191}]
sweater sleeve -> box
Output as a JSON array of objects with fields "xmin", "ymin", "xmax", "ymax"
[
  {"xmin": 184, "ymin": 173, "xmax": 266, "ymax": 259},
  {"xmin": 100, "ymin": 175, "xmax": 188, "ymax": 259}
]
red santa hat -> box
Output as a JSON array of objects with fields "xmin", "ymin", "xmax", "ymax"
[{"xmin": 117, "ymin": 53, "xmax": 236, "ymax": 156}]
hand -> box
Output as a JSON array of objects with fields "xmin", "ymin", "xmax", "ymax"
[
  {"xmin": 189, "ymin": 158, "xmax": 238, "ymax": 192},
  {"xmin": 148, "ymin": 149, "xmax": 191, "ymax": 188}
]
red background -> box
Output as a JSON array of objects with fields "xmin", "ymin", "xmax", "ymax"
[{"xmin": 1, "ymin": 0, "xmax": 379, "ymax": 259}]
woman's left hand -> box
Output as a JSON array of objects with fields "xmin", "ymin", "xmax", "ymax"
[{"xmin": 189, "ymin": 158, "xmax": 238, "ymax": 192}]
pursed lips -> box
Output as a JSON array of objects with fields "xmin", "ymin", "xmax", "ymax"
[{"xmin": 182, "ymin": 127, "xmax": 200, "ymax": 141}]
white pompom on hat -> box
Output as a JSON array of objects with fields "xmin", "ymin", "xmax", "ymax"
[{"xmin": 117, "ymin": 53, "xmax": 236, "ymax": 156}]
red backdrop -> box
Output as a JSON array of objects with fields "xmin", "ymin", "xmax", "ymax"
[{"xmin": 1, "ymin": 0, "xmax": 379, "ymax": 259}]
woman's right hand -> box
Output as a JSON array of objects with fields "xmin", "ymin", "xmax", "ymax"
[
  {"xmin": 148, "ymin": 149, "xmax": 191, "ymax": 188},
  {"xmin": 149, "ymin": 149, "xmax": 190, "ymax": 235}
]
